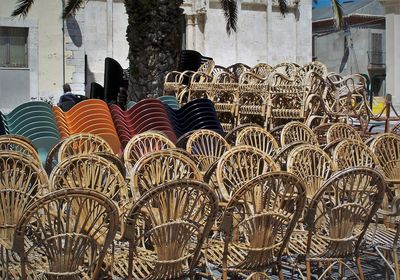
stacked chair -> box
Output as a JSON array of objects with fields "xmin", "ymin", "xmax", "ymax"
[
  {"xmin": 157, "ymin": 95, "xmax": 180, "ymax": 110},
  {"xmin": 167, "ymin": 60, "xmax": 329, "ymax": 132},
  {"xmin": 165, "ymin": 98, "xmax": 224, "ymax": 138},
  {"xmin": 109, "ymin": 98, "xmax": 177, "ymax": 148},
  {"xmin": 53, "ymin": 99, "xmax": 121, "ymax": 154},
  {"xmin": 1, "ymin": 101, "xmax": 61, "ymax": 163}
]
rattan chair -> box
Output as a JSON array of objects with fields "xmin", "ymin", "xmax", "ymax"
[
  {"xmin": 273, "ymin": 141, "xmax": 307, "ymax": 170},
  {"xmin": 215, "ymin": 145, "xmax": 280, "ymax": 202},
  {"xmin": 392, "ymin": 122, "xmax": 400, "ymax": 135},
  {"xmin": 287, "ymin": 144, "xmax": 336, "ymax": 200},
  {"xmin": 58, "ymin": 133, "xmax": 113, "ymax": 162},
  {"xmin": 0, "ymin": 151, "xmax": 49, "ymax": 279},
  {"xmin": 370, "ymin": 133, "xmax": 400, "ymax": 188},
  {"xmin": 367, "ymin": 133, "xmax": 400, "ymax": 278},
  {"xmin": 0, "ymin": 135, "xmax": 41, "ymax": 163},
  {"xmin": 312, "ymin": 123, "xmax": 333, "ymax": 146},
  {"xmin": 13, "ymin": 188, "xmax": 119, "ymax": 280},
  {"xmin": 236, "ymin": 126, "xmax": 280, "ymax": 157},
  {"xmin": 281, "ymin": 121, "xmax": 319, "ymax": 147},
  {"xmin": 326, "ymin": 122, "xmax": 362, "ymax": 144},
  {"xmin": 50, "ymin": 154, "xmax": 127, "ymax": 214},
  {"xmin": 123, "ymin": 131, "xmax": 176, "ymax": 177},
  {"xmin": 112, "ymin": 179, "xmax": 218, "ymax": 280},
  {"xmin": 130, "ymin": 149, "xmax": 202, "ymax": 199},
  {"xmin": 0, "ymin": 151, "xmax": 49, "ymax": 194},
  {"xmin": 224, "ymin": 123, "xmax": 261, "ymax": 145},
  {"xmin": 333, "ymin": 139, "xmax": 379, "ymax": 170},
  {"xmin": 289, "ymin": 167, "xmax": 386, "ymax": 280},
  {"xmin": 205, "ymin": 172, "xmax": 306, "ymax": 280},
  {"xmin": 185, "ymin": 129, "xmax": 230, "ymax": 173}
]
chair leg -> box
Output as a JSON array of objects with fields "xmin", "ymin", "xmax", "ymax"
[
  {"xmin": 356, "ymin": 256, "xmax": 365, "ymax": 280},
  {"xmin": 393, "ymin": 248, "xmax": 400, "ymax": 280},
  {"xmin": 306, "ymin": 260, "xmax": 312, "ymax": 280},
  {"xmin": 278, "ymin": 264, "xmax": 284, "ymax": 280}
]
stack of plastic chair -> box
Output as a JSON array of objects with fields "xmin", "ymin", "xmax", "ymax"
[
  {"xmin": 2, "ymin": 101, "xmax": 61, "ymax": 163},
  {"xmin": 53, "ymin": 99, "xmax": 121, "ymax": 154},
  {"xmin": 158, "ymin": 95, "xmax": 180, "ymax": 110},
  {"xmin": 165, "ymin": 98, "xmax": 224, "ymax": 138},
  {"xmin": 126, "ymin": 101, "xmax": 136, "ymax": 110},
  {"xmin": 109, "ymin": 99, "xmax": 177, "ymax": 148}
]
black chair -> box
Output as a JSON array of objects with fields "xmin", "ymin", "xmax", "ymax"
[
  {"xmin": 104, "ymin": 57, "xmax": 123, "ymax": 103},
  {"xmin": 90, "ymin": 82, "xmax": 105, "ymax": 100}
]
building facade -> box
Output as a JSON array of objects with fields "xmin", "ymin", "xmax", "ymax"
[{"xmin": 0, "ymin": 0, "xmax": 312, "ymax": 112}]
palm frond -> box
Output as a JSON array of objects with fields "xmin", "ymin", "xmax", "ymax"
[
  {"xmin": 331, "ymin": 0, "xmax": 344, "ymax": 30},
  {"xmin": 278, "ymin": 0, "xmax": 288, "ymax": 15},
  {"xmin": 11, "ymin": 0, "xmax": 35, "ymax": 17},
  {"xmin": 220, "ymin": 0, "xmax": 238, "ymax": 35},
  {"xmin": 63, "ymin": 0, "xmax": 85, "ymax": 19}
]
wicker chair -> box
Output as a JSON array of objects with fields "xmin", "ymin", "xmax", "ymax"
[
  {"xmin": 367, "ymin": 133, "xmax": 400, "ymax": 278},
  {"xmin": 326, "ymin": 122, "xmax": 362, "ymax": 144},
  {"xmin": 123, "ymin": 131, "xmax": 176, "ymax": 177},
  {"xmin": 251, "ymin": 63, "xmax": 273, "ymax": 79},
  {"xmin": 313, "ymin": 123, "xmax": 333, "ymax": 146},
  {"xmin": 58, "ymin": 133, "xmax": 113, "ymax": 162},
  {"xmin": 289, "ymin": 167, "xmax": 386, "ymax": 280},
  {"xmin": 224, "ymin": 123, "xmax": 261, "ymax": 146},
  {"xmin": 0, "ymin": 151, "xmax": 49, "ymax": 194},
  {"xmin": 370, "ymin": 133, "xmax": 400, "ymax": 188},
  {"xmin": 392, "ymin": 122, "xmax": 400, "ymax": 135},
  {"xmin": 287, "ymin": 144, "xmax": 336, "ymax": 200},
  {"xmin": 227, "ymin": 63, "xmax": 251, "ymax": 82},
  {"xmin": 13, "ymin": 188, "xmax": 119, "ymax": 280},
  {"xmin": 0, "ymin": 135, "xmax": 41, "ymax": 163},
  {"xmin": 215, "ymin": 145, "xmax": 280, "ymax": 202},
  {"xmin": 333, "ymin": 139, "xmax": 379, "ymax": 170},
  {"xmin": 205, "ymin": 172, "xmax": 306, "ymax": 280},
  {"xmin": 273, "ymin": 141, "xmax": 307, "ymax": 170},
  {"xmin": 238, "ymin": 72, "xmax": 269, "ymax": 127},
  {"xmin": 112, "ymin": 179, "xmax": 218, "ymax": 280},
  {"xmin": 212, "ymin": 72, "xmax": 239, "ymax": 132},
  {"xmin": 236, "ymin": 126, "xmax": 280, "ymax": 157},
  {"xmin": 130, "ymin": 149, "xmax": 202, "ymax": 199},
  {"xmin": 187, "ymin": 71, "xmax": 213, "ymax": 101},
  {"xmin": 185, "ymin": 129, "xmax": 230, "ymax": 173},
  {"xmin": 50, "ymin": 154, "xmax": 127, "ymax": 208},
  {"xmin": 281, "ymin": 121, "xmax": 319, "ymax": 147},
  {"xmin": 0, "ymin": 151, "xmax": 49, "ymax": 279}
]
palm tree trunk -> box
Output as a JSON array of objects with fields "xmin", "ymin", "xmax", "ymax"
[{"xmin": 124, "ymin": 0, "xmax": 183, "ymax": 101}]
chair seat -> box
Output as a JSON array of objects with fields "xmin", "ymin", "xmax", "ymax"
[
  {"xmin": 289, "ymin": 230, "xmax": 363, "ymax": 259},
  {"xmin": 204, "ymin": 238, "xmax": 278, "ymax": 272},
  {"xmin": 364, "ymin": 223, "xmax": 399, "ymax": 249},
  {"xmin": 113, "ymin": 246, "xmax": 191, "ymax": 280}
]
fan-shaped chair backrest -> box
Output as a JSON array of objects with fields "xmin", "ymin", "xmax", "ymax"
[
  {"xmin": 216, "ymin": 145, "xmax": 280, "ymax": 201},
  {"xmin": 287, "ymin": 144, "xmax": 336, "ymax": 199},
  {"xmin": 236, "ymin": 126, "xmax": 279, "ymax": 157},
  {"xmin": 58, "ymin": 133, "xmax": 113, "ymax": 162},
  {"xmin": 131, "ymin": 149, "xmax": 202, "ymax": 198},
  {"xmin": 281, "ymin": 121, "xmax": 318, "ymax": 146},
  {"xmin": 123, "ymin": 179, "xmax": 218, "ymax": 279},
  {"xmin": 13, "ymin": 188, "xmax": 119, "ymax": 280},
  {"xmin": 221, "ymin": 172, "xmax": 306, "ymax": 270},
  {"xmin": 370, "ymin": 133, "xmax": 400, "ymax": 182},
  {"xmin": 186, "ymin": 129, "xmax": 230, "ymax": 172}
]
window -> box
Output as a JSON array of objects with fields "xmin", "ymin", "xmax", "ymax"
[
  {"xmin": 0, "ymin": 27, "xmax": 28, "ymax": 68},
  {"xmin": 369, "ymin": 33, "xmax": 383, "ymax": 65}
]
